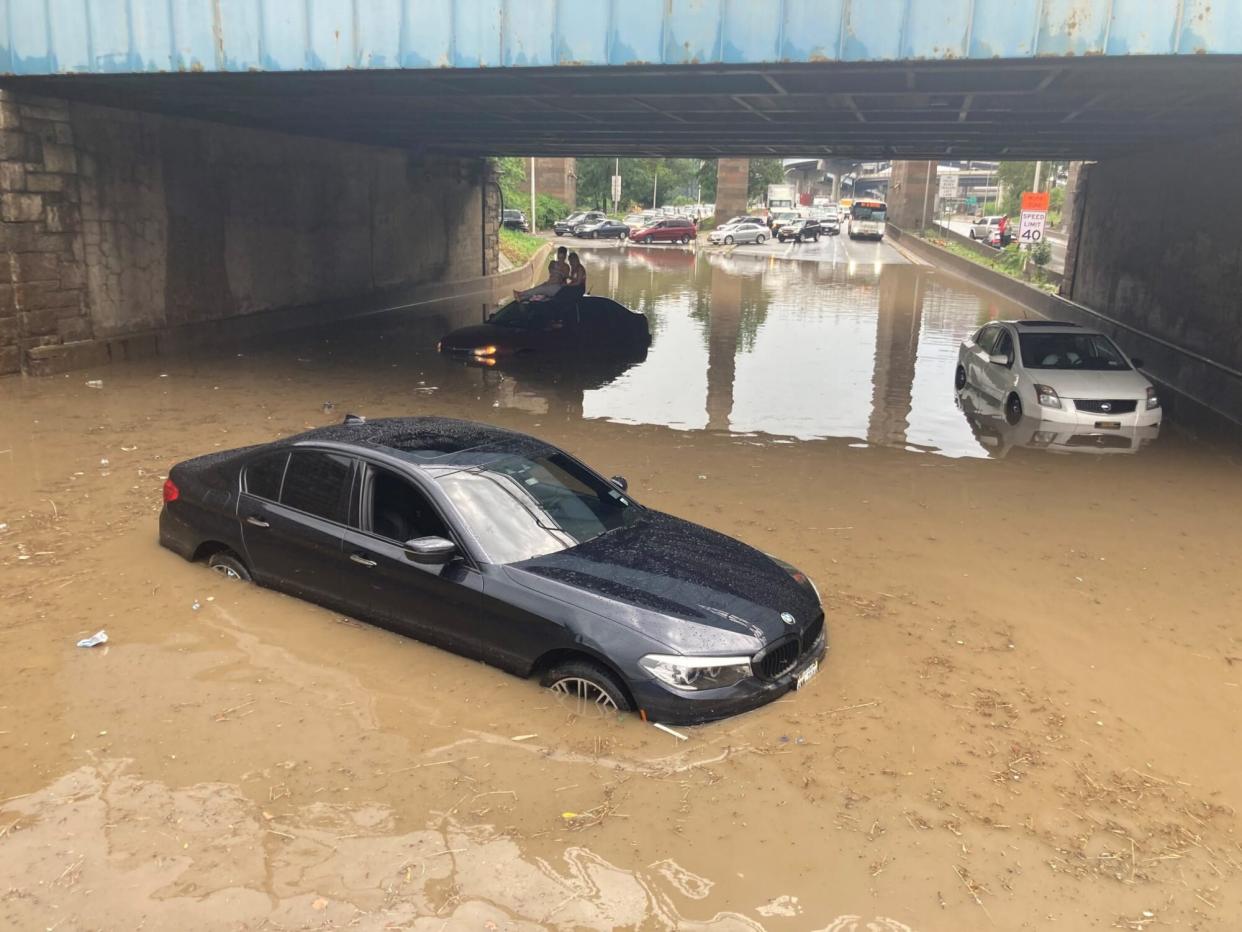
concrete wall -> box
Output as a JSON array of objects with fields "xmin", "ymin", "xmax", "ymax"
[
  {"xmin": 521, "ymin": 157, "xmax": 576, "ymax": 207},
  {"xmin": 1065, "ymin": 138, "xmax": 1242, "ymax": 423},
  {"xmin": 715, "ymin": 158, "xmax": 749, "ymax": 221},
  {"xmin": 888, "ymin": 161, "xmax": 937, "ymax": 230},
  {"xmin": 0, "ymin": 89, "xmax": 496, "ymax": 375}
]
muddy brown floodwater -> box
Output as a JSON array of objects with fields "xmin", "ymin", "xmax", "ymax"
[{"xmin": 2, "ymin": 243, "xmax": 1241, "ymax": 931}]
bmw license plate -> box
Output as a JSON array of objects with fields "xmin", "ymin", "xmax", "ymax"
[
  {"xmin": 795, "ymin": 661, "xmax": 819, "ymax": 690},
  {"xmin": 1094, "ymin": 420, "xmax": 1121, "ymax": 429}
]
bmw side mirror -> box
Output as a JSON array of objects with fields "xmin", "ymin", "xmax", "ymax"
[
  {"xmin": 610, "ymin": 476, "xmax": 628, "ymax": 492},
  {"xmin": 988, "ymin": 353, "xmax": 1011, "ymax": 366},
  {"xmin": 404, "ymin": 536, "xmax": 458, "ymax": 565}
]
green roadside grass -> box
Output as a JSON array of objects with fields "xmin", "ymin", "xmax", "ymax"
[
  {"xmin": 920, "ymin": 231, "xmax": 1059, "ymax": 293},
  {"xmin": 499, "ymin": 227, "xmax": 544, "ymax": 265}
]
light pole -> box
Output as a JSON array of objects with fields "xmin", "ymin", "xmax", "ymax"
[{"xmin": 529, "ymin": 157, "xmax": 536, "ymax": 232}]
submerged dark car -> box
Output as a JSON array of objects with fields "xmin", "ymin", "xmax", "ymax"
[
  {"xmin": 438, "ymin": 293, "xmax": 650, "ymax": 362},
  {"xmin": 160, "ymin": 417, "xmax": 827, "ymax": 724}
]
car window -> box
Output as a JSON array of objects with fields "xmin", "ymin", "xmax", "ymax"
[
  {"xmin": 245, "ymin": 451, "xmax": 288, "ymax": 500},
  {"xmin": 433, "ymin": 452, "xmax": 640, "ymax": 565},
  {"xmin": 993, "ymin": 329, "xmax": 1014, "ymax": 360},
  {"xmin": 365, "ymin": 466, "xmax": 448, "ymax": 543},
  {"xmin": 1019, "ymin": 332, "xmax": 1132, "ymax": 371},
  {"xmin": 975, "ymin": 326, "xmax": 999, "ymax": 353},
  {"xmin": 281, "ymin": 451, "xmax": 353, "ymax": 523}
]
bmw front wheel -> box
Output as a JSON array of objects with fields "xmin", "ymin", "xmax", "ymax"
[
  {"xmin": 954, "ymin": 364, "xmax": 967, "ymax": 391},
  {"xmin": 543, "ymin": 660, "xmax": 631, "ymax": 716}
]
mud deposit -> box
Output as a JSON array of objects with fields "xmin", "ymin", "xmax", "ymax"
[{"xmin": 2, "ymin": 249, "xmax": 1240, "ymax": 930}]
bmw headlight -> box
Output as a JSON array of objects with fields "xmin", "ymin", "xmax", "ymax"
[{"xmin": 639, "ymin": 654, "xmax": 752, "ymax": 691}]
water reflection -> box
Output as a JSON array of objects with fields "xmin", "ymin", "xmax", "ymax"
[
  {"xmin": 955, "ymin": 386, "xmax": 1161, "ymax": 457},
  {"xmin": 480, "ymin": 249, "xmax": 1010, "ymax": 456}
]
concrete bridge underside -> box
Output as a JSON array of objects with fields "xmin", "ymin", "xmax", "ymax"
[{"xmin": 8, "ymin": 56, "xmax": 1242, "ymax": 161}]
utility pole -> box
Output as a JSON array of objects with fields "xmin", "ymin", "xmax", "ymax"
[
  {"xmin": 652, "ymin": 164, "xmax": 658, "ymax": 209},
  {"xmin": 920, "ymin": 160, "xmax": 933, "ymax": 232},
  {"xmin": 1032, "ymin": 160, "xmax": 1044, "ymax": 194},
  {"xmin": 529, "ymin": 157, "xmax": 536, "ymax": 232},
  {"xmin": 614, "ymin": 157, "xmax": 620, "ymax": 214}
]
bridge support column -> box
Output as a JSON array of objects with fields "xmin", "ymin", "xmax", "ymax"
[
  {"xmin": 715, "ymin": 158, "xmax": 749, "ymax": 221},
  {"xmin": 888, "ymin": 161, "xmax": 938, "ymax": 230},
  {"xmin": 525, "ymin": 158, "xmax": 576, "ymax": 209}
]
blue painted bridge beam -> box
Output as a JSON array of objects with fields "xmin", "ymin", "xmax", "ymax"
[{"xmin": 1, "ymin": 0, "xmax": 1239, "ymax": 76}]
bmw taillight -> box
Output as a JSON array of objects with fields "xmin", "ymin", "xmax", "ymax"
[{"xmin": 163, "ymin": 478, "xmax": 179, "ymax": 503}]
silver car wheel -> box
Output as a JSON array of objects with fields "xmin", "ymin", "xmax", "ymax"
[
  {"xmin": 210, "ymin": 562, "xmax": 242, "ymax": 580},
  {"xmin": 549, "ymin": 677, "xmax": 620, "ymax": 714}
]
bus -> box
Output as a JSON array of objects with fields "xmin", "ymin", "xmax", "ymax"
[{"xmin": 848, "ymin": 199, "xmax": 887, "ymax": 240}]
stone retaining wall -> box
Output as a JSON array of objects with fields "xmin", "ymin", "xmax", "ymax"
[{"xmin": 1, "ymin": 89, "xmax": 498, "ymax": 376}]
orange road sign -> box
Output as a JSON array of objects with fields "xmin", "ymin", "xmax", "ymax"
[{"xmin": 1021, "ymin": 191, "xmax": 1050, "ymax": 212}]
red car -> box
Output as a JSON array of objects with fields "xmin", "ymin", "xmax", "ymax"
[{"xmin": 631, "ymin": 216, "xmax": 696, "ymax": 245}]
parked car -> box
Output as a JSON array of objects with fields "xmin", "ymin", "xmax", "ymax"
[
  {"xmin": 720, "ymin": 216, "xmax": 766, "ymax": 229},
  {"xmin": 574, "ymin": 219, "xmax": 630, "ymax": 240},
  {"xmin": 159, "ymin": 417, "xmax": 827, "ymax": 724},
  {"xmin": 708, "ymin": 222, "xmax": 768, "ymax": 246},
  {"xmin": 555, "ymin": 211, "xmax": 605, "ymax": 236},
  {"xmin": 813, "ymin": 209, "xmax": 840, "ymax": 233},
  {"xmin": 622, "ymin": 213, "xmax": 648, "ymax": 230},
  {"xmin": 956, "ymin": 320, "xmax": 1161, "ymax": 427},
  {"xmin": 439, "ymin": 294, "xmax": 650, "ymax": 359},
  {"xmin": 969, "ymin": 215, "xmax": 1012, "ymax": 247},
  {"xmin": 500, "ymin": 209, "xmax": 529, "ymax": 232},
  {"xmin": 631, "ymin": 216, "xmax": 696, "ymax": 245},
  {"xmin": 777, "ymin": 218, "xmax": 822, "ymax": 243}
]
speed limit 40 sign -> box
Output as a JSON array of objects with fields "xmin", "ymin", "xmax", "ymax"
[
  {"xmin": 1019, "ymin": 210, "xmax": 1046, "ymax": 243},
  {"xmin": 1018, "ymin": 191, "xmax": 1049, "ymax": 244}
]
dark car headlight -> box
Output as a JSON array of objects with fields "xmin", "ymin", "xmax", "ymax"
[{"xmin": 639, "ymin": 654, "xmax": 753, "ymax": 691}]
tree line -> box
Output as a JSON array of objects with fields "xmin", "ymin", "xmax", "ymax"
[{"xmin": 494, "ymin": 157, "xmax": 786, "ymax": 218}]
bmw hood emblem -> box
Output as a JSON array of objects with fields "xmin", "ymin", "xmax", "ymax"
[{"xmin": 781, "ymin": 612, "xmax": 797, "ymax": 626}]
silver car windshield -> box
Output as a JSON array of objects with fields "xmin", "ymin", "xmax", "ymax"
[
  {"xmin": 433, "ymin": 452, "xmax": 640, "ymax": 564},
  {"xmin": 1019, "ymin": 332, "xmax": 1132, "ymax": 371}
]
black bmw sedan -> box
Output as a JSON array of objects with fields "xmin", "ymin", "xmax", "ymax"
[{"xmin": 159, "ymin": 417, "xmax": 826, "ymax": 724}]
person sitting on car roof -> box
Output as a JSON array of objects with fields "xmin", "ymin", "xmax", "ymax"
[
  {"xmin": 565, "ymin": 252, "xmax": 587, "ymax": 295},
  {"xmin": 553, "ymin": 246, "xmax": 571, "ymax": 281},
  {"xmin": 514, "ymin": 259, "xmax": 566, "ymax": 302}
]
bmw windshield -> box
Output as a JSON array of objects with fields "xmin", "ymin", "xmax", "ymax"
[
  {"xmin": 489, "ymin": 301, "xmax": 562, "ymax": 329},
  {"xmin": 1019, "ymin": 333, "xmax": 1131, "ymax": 371},
  {"xmin": 433, "ymin": 452, "xmax": 641, "ymax": 564}
]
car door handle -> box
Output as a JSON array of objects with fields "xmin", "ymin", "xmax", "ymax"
[
  {"xmin": 245, "ymin": 516, "xmax": 270, "ymax": 528},
  {"xmin": 350, "ymin": 553, "xmax": 378, "ymax": 567}
]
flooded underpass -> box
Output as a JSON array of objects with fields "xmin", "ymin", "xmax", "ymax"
[{"xmin": 2, "ymin": 242, "xmax": 1241, "ymax": 931}]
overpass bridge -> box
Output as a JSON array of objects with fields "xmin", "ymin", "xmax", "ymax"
[
  {"xmin": 2, "ymin": 1, "xmax": 1241, "ymax": 159},
  {"xmin": 1, "ymin": 0, "xmax": 1240, "ymax": 422}
]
